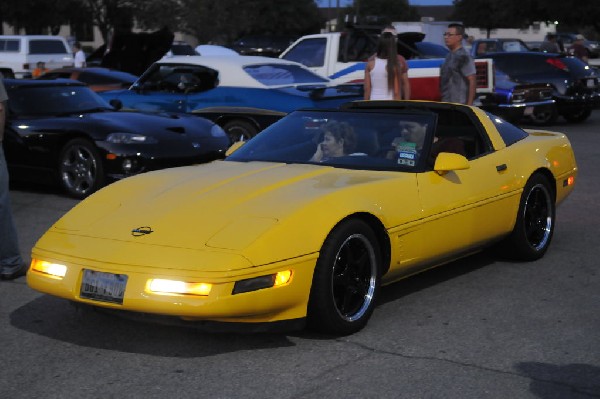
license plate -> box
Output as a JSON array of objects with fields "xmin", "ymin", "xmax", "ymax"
[
  {"xmin": 524, "ymin": 106, "xmax": 534, "ymax": 116},
  {"xmin": 80, "ymin": 269, "xmax": 128, "ymax": 304},
  {"xmin": 586, "ymin": 78, "xmax": 596, "ymax": 88}
]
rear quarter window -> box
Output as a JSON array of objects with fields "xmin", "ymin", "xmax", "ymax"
[
  {"xmin": 486, "ymin": 112, "xmax": 528, "ymax": 146},
  {"xmin": 0, "ymin": 39, "xmax": 20, "ymax": 52},
  {"xmin": 29, "ymin": 40, "xmax": 69, "ymax": 54}
]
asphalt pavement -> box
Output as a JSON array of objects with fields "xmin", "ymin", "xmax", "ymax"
[{"xmin": 1, "ymin": 113, "xmax": 599, "ymax": 398}]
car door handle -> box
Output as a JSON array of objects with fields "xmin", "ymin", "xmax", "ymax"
[{"xmin": 496, "ymin": 164, "xmax": 507, "ymax": 172}]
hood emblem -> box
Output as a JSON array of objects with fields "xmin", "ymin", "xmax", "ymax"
[{"xmin": 131, "ymin": 226, "xmax": 153, "ymax": 237}]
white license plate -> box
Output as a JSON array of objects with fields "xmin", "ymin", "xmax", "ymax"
[
  {"xmin": 80, "ymin": 269, "xmax": 128, "ymax": 304},
  {"xmin": 524, "ymin": 106, "xmax": 534, "ymax": 116},
  {"xmin": 587, "ymin": 79, "xmax": 596, "ymax": 88}
]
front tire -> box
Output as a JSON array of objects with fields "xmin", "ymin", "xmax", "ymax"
[
  {"xmin": 58, "ymin": 138, "xmax": 104, "ymax": 199},
  {"xmin": 501, "ymin": 173, "xmax": 555, "ymax": 261},
  {"xmin": 307, "ymin": 219, "xmax": 381, "ymax": 335}
]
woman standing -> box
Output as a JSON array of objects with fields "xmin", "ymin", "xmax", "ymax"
[{"xmin": 364, "ymin": 32, "xmax": 405, "ymax": 100}]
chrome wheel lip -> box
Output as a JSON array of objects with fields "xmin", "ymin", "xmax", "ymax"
[
  {"xmin": 60, "ymin": 144, "xmax": 98, "ymax": 196},
  {"xmin": 523, "ymin": 183, "xmax": 553, "ymax": 251},
  {"xmin": 331, "ymin": 233, "xmax": 377, "ymax": 322}
]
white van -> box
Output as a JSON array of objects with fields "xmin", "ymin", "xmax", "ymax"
[{"xmin": 0, "ymin": 35, "xmax": 74, "ymax": 78}]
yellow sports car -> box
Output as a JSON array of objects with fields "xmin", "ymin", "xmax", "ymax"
[{"xmin": 27, "ymin": 100, "xmax": 577, "ymax": 335}]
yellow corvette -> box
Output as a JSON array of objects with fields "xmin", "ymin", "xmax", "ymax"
[{"xmin": 27, "ymin": 101, "xmax": 577, "ymax": 335}]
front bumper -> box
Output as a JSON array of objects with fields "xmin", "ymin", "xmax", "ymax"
[{"xmin": 27, "ymin": 248, "xmax": 318, "ymax": 327}]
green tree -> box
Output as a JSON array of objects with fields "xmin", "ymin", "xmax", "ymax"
[
  {"xmin": 179, "ymin": 0, "xmax": 323, "ymax": 44},
  {"xmin": 357, "ymin": 0, "xmax": 419, "ymax": 24},
  {"xmin": 0, "ymin": 0, "xmax": 78, "ymax": 34},
  {"xmin": 452, "ymin": 0, "xmax": 527, "ymax": 37}
]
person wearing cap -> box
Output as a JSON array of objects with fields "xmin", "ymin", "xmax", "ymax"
[{"xmin": 569, "ymin": 34, "xmax": 589, "ymax": 63}]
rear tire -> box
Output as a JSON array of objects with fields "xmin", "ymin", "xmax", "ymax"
[
  {"xmin": 499, "ymin": 173, "xmax": 555, "ymax": 261},
  {"xmin": 223, "ymin": 120, "xmax": 258, "ymax": 144},
  {"xmin": 307, "ymin": 219, "xmax": 381, "ymax": 335},
  {"xmin": 528, "ymin": 106, "xmax": 558, "ymax": 125},
  {"xmin": 562, "ymin": 108, "xmax": 591, "ymax": 123}
]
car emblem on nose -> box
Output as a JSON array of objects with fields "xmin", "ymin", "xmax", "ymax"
[{"xmin": 131, "ymin": 226, "xmax": 153, "ymax": 237}]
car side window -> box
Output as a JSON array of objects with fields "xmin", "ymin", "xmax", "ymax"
[
  {"xmin": 282, "ymin": 38, "xmax": 327, "ymax": 67},
  {"xmin": 140, "ymin": 64, "xmax": 218, "ymax": 93},
  {"xmin": 433, "ymin": 109, "xmax": 491, "ymax": 161}
]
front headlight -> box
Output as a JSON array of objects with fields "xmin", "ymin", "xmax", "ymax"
[{"xmin": 106, "ymin": 132, "xmax": 158, "ymax": 144}]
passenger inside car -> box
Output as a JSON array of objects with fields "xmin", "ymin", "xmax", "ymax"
[{"xmin": 310, "ymin": 120, "xmax": 357, "ymax": 162}]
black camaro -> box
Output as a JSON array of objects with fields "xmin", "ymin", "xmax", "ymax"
[{"xmin": 3, "ymin": 79, "xmax": 230, "ymax": 198}]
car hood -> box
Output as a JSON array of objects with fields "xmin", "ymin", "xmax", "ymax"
[
  {"xmin": 36, "ymin": 161, "xmax": 416, "ymax": 271},
  {"xmin": 14, "ymin": 110, "xmax": 218, "ymax": 140}
]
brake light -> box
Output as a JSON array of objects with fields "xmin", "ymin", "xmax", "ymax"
[{"xmin": 546, "ymin": 57, "xmax": 569, "ymax": 71}]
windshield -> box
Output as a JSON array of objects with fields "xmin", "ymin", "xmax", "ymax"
[
  {"xmin": 227, "ymin": 110, "xmax": 438, "ymax": 171},
  {"xmin": 243, "ymin": 64, "xmax": 329, "ymax": 86},
  {"xmin": 8, "ymin": 85, "xmax": 111, "ymax": 115}
]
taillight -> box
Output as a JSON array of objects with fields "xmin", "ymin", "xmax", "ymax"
[{"xmin": 546, "ymin": 57, "xmax": 569, "ymax": 71}]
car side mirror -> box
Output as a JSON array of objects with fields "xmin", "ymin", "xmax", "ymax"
[
  {"xmin": 109, "ymin": 99, "xmax": 123, "ymax": 111},
  {"xmin": 433, "ymin": 152, "xmax": 470, "ymax": 175}
]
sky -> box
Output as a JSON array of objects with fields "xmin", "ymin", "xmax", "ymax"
[{"xmin": 316, "ymin": 0, "xmax": 454, "ymax": 6}]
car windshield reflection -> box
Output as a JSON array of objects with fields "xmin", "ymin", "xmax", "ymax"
[
  {"xmin": 8, "ymin": 86, "xmax": 112, "ymax": 116},
  {"xmin": 226, "ymin": 110, "xmax": 438, "ymax": 171}
]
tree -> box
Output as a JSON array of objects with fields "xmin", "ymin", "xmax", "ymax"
[
  {"xmin": 178, "ymin": 0, "xmax": 323, "ymax": 44},
  {"xmin": 452, "ymin": 0, "xmax": 527, "ymax": 38},
  {"xmin": 357, "ymin": 0, "xmax": 419, "ymax": 24},
  {"xmin": 0, "ymin": 0, "xmax": 78, "ymax": 34}
]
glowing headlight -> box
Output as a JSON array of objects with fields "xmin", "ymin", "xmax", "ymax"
[
  {"xmin": 147, "ymin": 279, "xmax": 212, "ymax": 296},
  {"xmin": 232, "ymin": 270, "xmax": 292, "ymax": 294},
  {"xmin": 31, "ymin": 259, "xmax": 67, "ymax": 279},
  {"xmin": 106, "ymin": 133, "xmax": 157, "ymax": 144}
]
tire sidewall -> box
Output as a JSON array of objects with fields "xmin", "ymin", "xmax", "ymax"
[
  {"xmin": 59, "ymin": 138, "xmax": 104, "ymax": 199},
  {"xmin": 508, "ymin": 174, "xmax": 556, "ymax": 261},
  {"xmin": 307, "ymin": 218, "xmax": 381, "ymax": 335}
]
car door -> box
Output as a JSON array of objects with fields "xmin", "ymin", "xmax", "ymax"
[{"xmin": 414, "ymin": 122, "xmax": 520, "ymax": 265}]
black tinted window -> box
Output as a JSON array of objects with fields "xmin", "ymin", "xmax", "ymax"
[
  {"xmin": 281, "ymin": 38, "xmax": 327, "ymax": 67},
  {"xmin": 29, "ymin": 40, "xmax": 68, "ymax": 54},
  {"xmin": 486, "ymin": 112, "xmax": 528, "ymax": 146},
  {"xmin": 0, "ymin": 39, "xmax": 20, "ymax": 52}
]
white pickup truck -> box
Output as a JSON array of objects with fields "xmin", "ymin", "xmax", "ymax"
[{"xmin": 279, "ymin": 30, "xmax": 494, "ymax": 101}]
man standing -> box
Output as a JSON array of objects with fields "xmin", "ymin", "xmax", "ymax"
[
  {"xmin": 0, "ymin": 76, "xmax": 27, "ymax": 280},
  {"xmin": 540, "ymin": 34, "xmax": 561, "ymax": 53},
  {"xmin": 440, "ymin": 23, "xmax": 476, "ymax": 105},
  {"xmin": 73, "ymin": 41, "xmax": 86, "ymax": 68}
]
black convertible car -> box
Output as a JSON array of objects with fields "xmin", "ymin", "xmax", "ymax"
[
  {"xmin": 3, "ymin": 79, "xmax": 229, "ymax": 198},
  {"xmin": 477, "ymin": 52, "xmax": 600, "ymax": 124}
]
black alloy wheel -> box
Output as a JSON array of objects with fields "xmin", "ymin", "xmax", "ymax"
[
  {"xmin": 307, "ymin": 219, "xmax": 381, "ymax": 335},
  {"xmin": 500, "ymin": 173, "xmax": 555, "ymax": 261}
]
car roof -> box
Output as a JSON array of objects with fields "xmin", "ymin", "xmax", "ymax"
[
  {"xmin": 153, "ymin": 55, "xmax": 329, "ymax": 87},
  {"xmin": 3, "ymin": 78, "xmax": 86, "ymax": 88}
]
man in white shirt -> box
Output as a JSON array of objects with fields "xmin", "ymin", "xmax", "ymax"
[{"xmin": 73, "ymin": 42, "xmax": 86, "ymax": 68}]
